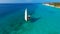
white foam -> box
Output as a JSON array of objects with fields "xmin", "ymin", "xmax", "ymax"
[{"xmin": 43, "ymin": 4, "xmax": 54, "ymax": 7}]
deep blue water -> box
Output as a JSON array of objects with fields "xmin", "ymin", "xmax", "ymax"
[{"xmin": 0, "ymin": 3, "xmax": 39, "ymax": 34}]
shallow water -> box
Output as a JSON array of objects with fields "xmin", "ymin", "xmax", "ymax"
[
  {"xmin": 30, "ymin": 4, "xmax": 60, "ymax": 34},
  {"xmin": 0, "ymin": 3, "xmax": 60, "ymax": 34}
]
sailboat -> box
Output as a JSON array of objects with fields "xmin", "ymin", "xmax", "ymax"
[
  {"xmin": 25, "ymin": 8, "xmax": 28, "ymax": 21},
  {"xmin": 24, "ymin": 8, "xmax": 40, "ymax": 22},
  {"xmin": 25, "ymin": 8, "xmax": 31, "ymax": 21}
]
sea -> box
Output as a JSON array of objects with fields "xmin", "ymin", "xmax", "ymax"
[{"xmin": 0, "ymin": 3, "xmax": 60, "ymax": 34}]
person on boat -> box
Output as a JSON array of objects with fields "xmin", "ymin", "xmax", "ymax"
[{"xmin": 27, "ymin": 15, "xmax": 31, "ymax": 21}]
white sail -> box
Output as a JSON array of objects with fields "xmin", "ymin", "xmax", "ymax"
[{"xmin": 25, "ymin": 8, "xmax": 28, "ymax": 21}]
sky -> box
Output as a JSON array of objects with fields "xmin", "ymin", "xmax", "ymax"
[{"xmin": 0, "ymin": 0, "xmax": 60, "ymax": 3}]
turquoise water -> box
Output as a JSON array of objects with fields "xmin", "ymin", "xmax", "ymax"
[
  {"xmin": 19, "ymin": 4, "xmax": 60, "ymax": 34},
  {"xmin": 29, "ymin": 4, "xmax": 60, "ymax": 34},
  {"xmin": 0, "ymin": 3, "xmax": 60, "ymax": 34}
]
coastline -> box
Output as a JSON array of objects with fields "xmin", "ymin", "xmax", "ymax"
[{"xmin": 42, "ymin": 3, "xmax": 60, "ymax": 8}]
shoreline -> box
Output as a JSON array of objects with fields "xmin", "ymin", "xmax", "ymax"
[{"xmin": 42, "ymin": 3, "xmax": 60, "ymax": 8}]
